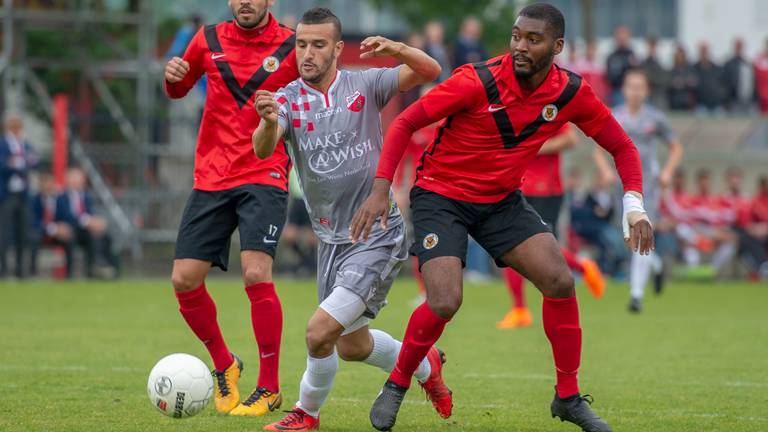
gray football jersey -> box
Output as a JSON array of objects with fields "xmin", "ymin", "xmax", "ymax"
[
  {"xmin": 613, "ymin": 104, "xmax": 676, "ymax": 183},
  {"xmin": 613, "ymin": 103, "xmax": 676, "ymax": 219},
  {"xmin": 276, "ymin": 67, "xmax": 403, "ymax": 243}
]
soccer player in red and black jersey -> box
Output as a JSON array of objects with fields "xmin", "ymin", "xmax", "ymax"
[
  {"xmin": 498, "ymin": 124, "xmax": 606, "ymax": 330},
  {"xmin": 351, "ymin": 4, "xmax": 653, "ymax": 431},
  {"xmin": 164, "ymin": 0, "xmax": 298, "ymax": 417}
]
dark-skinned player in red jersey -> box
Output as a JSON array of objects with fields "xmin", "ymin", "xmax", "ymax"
[
  {"xmin": 164, "ymin": 0, "xmax": 298, "ymax": 417},
  {"xmin": 351, "ymin": 4, "xmax": 653, "ymax": 432}
]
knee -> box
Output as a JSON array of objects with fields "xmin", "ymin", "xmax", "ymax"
[
  {"xmin": 171, "ymin": 271, "xmax": 202, "ymax": 293},
  {"xmin": 541, "ymin": 270, "xmax": 575, "ymax": 298},
  {"xmin": 336, "ymin": 340, "xmax": 370, "ymax": 362},
  {"xmin": 426, "ymin": 288, "xmax": 462, "ymax": 319},
  {"xmin": 243, "ymin": 262, "xmax": 272, "ymax": 286},
  {"xmin": 305, "ymin": 326, "xmax": 336, "ymax": 358}
]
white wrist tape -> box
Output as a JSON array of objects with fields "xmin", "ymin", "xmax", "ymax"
[{"xmin": 622, "ymin": 192, "xmax": 650, "ymax": 240}]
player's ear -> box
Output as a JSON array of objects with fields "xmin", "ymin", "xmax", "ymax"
[
  {"xmin": 335, "ymin": 40, "xmax": 344, "ymax": 57},
  {"xmin": 553, "ymin": 38, "xmax": 565, "ymax": 56}
]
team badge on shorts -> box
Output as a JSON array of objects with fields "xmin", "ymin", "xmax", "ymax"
[
  {"xmin": 263, "ymin": 56, "xmax": 280, "ymax": 73},
  {"xmin": 423, "ymin": 233, "xmax": 439, "ymax": 250},
  {"xmin": 542, "ymin": 104, "xmax": 558, "ymax": 121}
]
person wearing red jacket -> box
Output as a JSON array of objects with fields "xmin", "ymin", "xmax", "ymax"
[
  {"xmin": 163, "ymin": 0, "xmax": 299, "ymax": 417},
  {"xmin": 351, "ymin": 4, "xmax": 652, "ymax": 432}
]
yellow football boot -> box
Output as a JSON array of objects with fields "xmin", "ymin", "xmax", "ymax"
[
  {"xmin": 213, "ymin": 354, "xmax": 243, "ymax": 414},
  {"xmin": 230, "ymin": 387, "xmax": 282, "ymax": 417}
]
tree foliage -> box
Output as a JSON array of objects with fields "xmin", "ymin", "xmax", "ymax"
[{"xmin": 368, "ymin": 0, "xmax": 520, "ymax": 55}]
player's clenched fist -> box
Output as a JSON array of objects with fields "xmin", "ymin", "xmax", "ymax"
[
  {"xmin": 165, "ymin": 57, "xmax": 190, "ymax": 83},
  {"xmin": 254, "ymin": 90, "xmax": 279, "ymax": 124}
]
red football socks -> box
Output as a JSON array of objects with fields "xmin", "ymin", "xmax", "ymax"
[
  {"xmin": 502, "ymin": 267, "xmax": 526, "ymax": 308},
  {"xmin": 543, "ymin": 296, "xmax": 582, "ymax": 398},
  {"xmin": 175, "ymin": 283, "xmax": 233, "ymax": 372},
  {"xmin": 561, "ymin": 248, "xmax": 585, "ymax": 274},
  {"xmin": 389, "ymin": 302, "xmax": 450, "ymax": 389},
  {"xmin": 245, "ymin": 281, "xmax": 283, "ymax": 393}
]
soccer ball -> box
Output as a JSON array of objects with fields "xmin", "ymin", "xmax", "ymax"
[{"xmin": 147, "ymin": 353, "xmax": 214, "ymax": 418}]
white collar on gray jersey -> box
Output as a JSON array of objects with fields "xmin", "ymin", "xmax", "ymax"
[{"xmin": 299, "ymin": 70, "xmax": 342, "ymax": 109}]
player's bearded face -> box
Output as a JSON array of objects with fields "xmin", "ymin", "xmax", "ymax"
[
  {"xmin": 296, "ymin": 24, "xmax": 342, "ymax": 84},
  {"xmin": 229, "ymin": 0, "xmax": 272, "ymax": 29},
  {"xmin": 510, "ymin": 17, "xmax": 562, "ymax": 79}
]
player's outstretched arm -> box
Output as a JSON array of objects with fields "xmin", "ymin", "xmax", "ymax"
[
  {"xmin": 360, "ymin": 36, "xmax": 441, "ymax": 92},
  {"xmin": 591, "ymin": 116, "xmax": 654, "ymax": 255},
  {"xmin": 252, "ymin": 90, "xmax": 284, "ymax": 159}
]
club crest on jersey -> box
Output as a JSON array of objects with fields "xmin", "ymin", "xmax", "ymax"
[
  {"xmin": 263, "ymin": 56, "xmax": 280, "ymax": 73},
  {"xmin": 346, "ymin": 91, "xmax": 366, "ymax": 112},
  {"xmin": 423, "ymin": 233, "xmax": 439, "ymax": 250},
  {"xmin": 542, "ymin": 104, "xmax": 558, "ymax": 121}
]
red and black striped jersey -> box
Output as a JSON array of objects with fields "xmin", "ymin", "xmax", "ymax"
[{"xmin": 165, "ymin": 15, "xmax": 299, "ymax": 191}]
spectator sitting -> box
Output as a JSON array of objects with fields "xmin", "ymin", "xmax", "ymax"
[
  {"xmin": 737, "ymin": 175, "xmax": 768, "ymax": 279},
  {"xmin": 454, "ymin": 16, "xmax": 488, "ymax": 67},
  {"xmin": 605, "ymin": 26, "xmax": 637, "ymax": 106},
  {"xmin": 640, "ymin": 35, "xmax": 669, "ymax": 109},
  {"xmin": 28, "ymin": 172, "xmax": 74, "ymax": 277},
  {"xmin": 569, "ymin": 171, "xmax": 626, "ymax": 277},
  {"xmin": 59, "ymin": 167, "xmax": 118, "ymax": 278},
  {"xmin": 694, "ymin": 42, "xmax": 727, "ymax": 116},
  {"xmin": 754, "ymin": 37, "xmax": 768, "ymax": 115},
  {"xmin": 687, "ymin": 169, "xmax": 738, "ymax": 277},
  {"xmin": 0, "ymin": 112, "xmax": 39, "ymax": 279},
  {"xmin": 668, "ymin": 45, "xmax": 697, "ymax": 111},
  {"xmin": 723, "ymin": 38, "xmax": 756, "ymax": 115}
]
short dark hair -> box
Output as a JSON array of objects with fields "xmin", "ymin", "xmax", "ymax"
[
  {"xmin": 299, "ymin": 7, "xmax": 342, "ymax": 41},
  {"xmin": 623, "ymin": 67, "xmax": 649, "ymax": 84},
  {"xmin": 696, "ymin": 168, "xmax": 711, "ymax": 179},
  {"xmin": 518, "ymin": 3, "xmax": 565, "ymax": 39}
]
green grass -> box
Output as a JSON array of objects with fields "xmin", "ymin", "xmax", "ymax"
[{"xmin": 1, "ymin": 276, "xmax": 766, "ymax": 432}]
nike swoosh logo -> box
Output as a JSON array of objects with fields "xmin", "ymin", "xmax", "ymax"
[
  {"xmin": 263, "ymin": 237, "xmax": 277, "ymax": 244},
  {"xmin": 211, "ymin": 53, "xmax": 226, "ymax": 60},
  {"xmin": 267, "ymin": 399, "xmax": 279, "ymax": 411},
  {"xmin": 261, "ymin": 352, "xmax": 276, "ymax": 358},
  {"xmin": 487, "ymin": 105, "xmax": 507, "ymax": 113}
]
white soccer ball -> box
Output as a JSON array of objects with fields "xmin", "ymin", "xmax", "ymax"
[{"xmin": 147, "ymin": 353, "xmax": 214, "ymax": 418}]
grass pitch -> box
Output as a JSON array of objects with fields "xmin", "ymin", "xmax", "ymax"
[{"xmin": 1, "ymin": 276, "xmax": 766, "ymax": 431}]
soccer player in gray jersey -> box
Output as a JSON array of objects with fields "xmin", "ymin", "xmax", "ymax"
[
  {"xmin": 251, "ymin": 8, "xmax": 451, "ymax": 431},
  {"xmin": 597, "ymin": 69, "xmax": 683, "ymax": 313}
]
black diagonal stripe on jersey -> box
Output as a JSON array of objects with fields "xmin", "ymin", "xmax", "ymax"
[
  {"xmin": 415, "ymin": 115, "xmax": 454, "ymax": 181},
  {"xmin": 204, "ymin": 24, "xmax": 296, "ymax": 109},
  {"xmin": 473, "ymin": 62, "xmax": 583, "ymax": 148},
  {"xmin": 473, "ymin": 60, "xmax": 516, "ymax": 148}
]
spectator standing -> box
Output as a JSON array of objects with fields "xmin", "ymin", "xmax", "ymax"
[
  {"xmin": 0, "ymin": 113, "xmax": 38, "ymax": 279},
  {"xmin": 573, "ymin": 39, "xmax": 609, "ymax": 102},
  {"xmin": 754, "ymin": 38, "xmax": 768, "ymax": 114},
  {"xmin": 424, "ymin": 20, "xmax": 452, "ymax": 82},
  {"xmin": 454, "ymin": 16, "xmax": 488, "ymax": 67},
  {"xmin": 605, "ymin": 26, "xmax": 637, "ymax": 106},
  {"xmin": 723, "ymin": 38, "xmax": 756, "ymax": 114},
  {"xmin": 694, "ymin": 42, "xmax": 727, "ymax": 116},
  {"xmin": 640, "ymin": 35, "xmax": 669, "ymax": 109},
  {"xmin": 668, "ymin": 45, "xmax": 697, "ymax": 111}
]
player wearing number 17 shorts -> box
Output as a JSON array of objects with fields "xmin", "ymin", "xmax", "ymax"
[
  {"xmin": 252, "ymin": 8, "xmax": 451, "ymax": 431},
  {"xmin": 352, "ymin": 3, "xmax": 654, "ymax": 432}
]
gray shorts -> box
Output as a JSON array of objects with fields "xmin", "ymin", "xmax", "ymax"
[{"xmin": 316, "ymin": 223, "xmax": 407, "ymax": 321}]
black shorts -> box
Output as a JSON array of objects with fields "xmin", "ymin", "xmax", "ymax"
[
  {"xmin": 525, "ymin": 195, "xmax": 563, "ymax": 238},
  {"xmin": 287, "ymin": 197, "xmax": 312, "ymax": 227},
  {"xmin": 174, "ymin": 184, "xmax": 288, "ymax": 271},
  {"xmin": 409, "ymin": 187, "xmax": 552, "ymax": 268}
]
